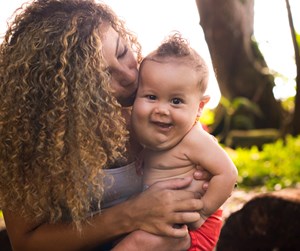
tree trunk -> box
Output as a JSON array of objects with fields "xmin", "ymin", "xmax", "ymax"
[
  {"xmin": 285, "ymin": 0, "xmax": 300, "ymax": 136},
  {"xmin": 196, "ymin": 0, "xmax": 284, "ymax": 130}
]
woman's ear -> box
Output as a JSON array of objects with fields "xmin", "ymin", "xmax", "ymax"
[{"xmin": 197, "ymin": 95, "xmax": 210, "ymax": 117}]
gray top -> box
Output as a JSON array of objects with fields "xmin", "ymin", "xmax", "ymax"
[{"xmin": 101, "ymin": 162, "xmax": 143, "ymax": 209}]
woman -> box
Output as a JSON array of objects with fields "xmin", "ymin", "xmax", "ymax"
[{"xmin": 0, "ymin": 0, "xmax": 211, "ymax": 250}]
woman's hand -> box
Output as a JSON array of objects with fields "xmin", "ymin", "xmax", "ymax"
[
  {"xmin": 124, "ymin": 177, "xmax": 203, "ymax": 238},
  {"xmin": 112, "ymin": 230, "xmax": 191, "ymax": 251},
  {"xmin": 193, "ymin": 168, "xmax": 212, "ymax": 195}
]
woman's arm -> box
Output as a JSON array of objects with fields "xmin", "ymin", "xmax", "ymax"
[
  {"xmin": 112, "ymin": 230, "xmax": 191, "ymax": 251},
  {"xmin": 4, "ymin": 178, "xmax": 203, "ymax": 251},
  {"xmin": 4, "ymin": 200, "xmax": 138, "ymax": 251}
]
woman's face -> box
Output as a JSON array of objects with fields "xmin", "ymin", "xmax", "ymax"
[{"xmin": 101, "ymin": 25, "xmax": 139, "ymax": 107}]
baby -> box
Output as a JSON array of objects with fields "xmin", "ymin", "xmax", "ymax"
[{"xmin": 131, "ymin": 33, "xmax": 238, "ymax": 231}]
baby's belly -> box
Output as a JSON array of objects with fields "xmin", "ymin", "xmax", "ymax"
[{"xmin": 143, "ymin": 166, "xmax": 196, "ymax": 187}]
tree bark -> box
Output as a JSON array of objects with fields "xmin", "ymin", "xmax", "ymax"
[
  {"xmin": 285, "ymin": 0, "xmax": 300, "ymax": 136},
  {"xmin": 196, "ymin": 0, "xmax": 284, "ymax": 130}
]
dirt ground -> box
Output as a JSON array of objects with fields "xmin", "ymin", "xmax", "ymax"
[{"xmin": 221, "ymin": 188, "xmax": 259, "ymax": 221}]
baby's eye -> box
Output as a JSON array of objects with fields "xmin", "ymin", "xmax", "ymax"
[
  {"xmin": 146, "ymin": 95, "xmax": 156, "ymax": 100},
  {"xmin": 172, "ymin": 98, "xmax": 183, "ymax": 105}
]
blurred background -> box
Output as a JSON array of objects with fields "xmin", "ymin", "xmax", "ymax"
[
  {"xmin": 1, "ymin": 1, "xmax": 300, "ymax": 249},
  {"xmin": 1, "ymin": 0, "xmax": 299, "ymax": 109}
]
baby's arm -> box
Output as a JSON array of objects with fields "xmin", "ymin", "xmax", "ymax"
[{"xmin": 185, "ymin": 124, "xmax": 238, "ymax": 225}]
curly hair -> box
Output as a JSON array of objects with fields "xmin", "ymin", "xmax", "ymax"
[{"xmin": 0, "ymin": 0, "xmax": 141, "ymax": 229}]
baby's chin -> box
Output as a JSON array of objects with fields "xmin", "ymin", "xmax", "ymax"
[{"xmin": 144, "ymin": 141, "xmax": 175, "ymax": 152}]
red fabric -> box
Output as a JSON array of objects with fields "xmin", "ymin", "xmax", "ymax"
[
  {"xmin": 187, "ymin": 209, "xmax": 223, "ymax": 251},
  {"xmin": 201, "ymin": 123, "xmax": 209, "ymax": 132}
]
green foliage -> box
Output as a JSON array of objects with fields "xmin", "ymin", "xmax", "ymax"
[
  {"xmin": 220, "ymin": 96, "xmax": 262, "ymax": 118},
  {"xmin": 281, "ymin": 95, "xmax": 295, "ymax": 112},
  {"xmin": 211, "ymin": 96, "xmax": 263, "ymax": 143},
  {"xmin": 296, "ymin": 32, "xmax": 300, "ymax": 51},
  {"xmin": 226, "ymin": 135, "xmax": 300, "ymax": 191},
  {"xmin": 199, "ymin": 108, "xmax": 215, "ymax": 126}
]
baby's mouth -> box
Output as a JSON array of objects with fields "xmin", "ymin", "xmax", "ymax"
[{"xmin": 153, "ymin": 121, "xmax": 172, "ymax": 129}]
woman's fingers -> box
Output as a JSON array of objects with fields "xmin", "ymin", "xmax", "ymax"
[
  {"xmin": 174, "ymin": 194, "xmax": 204, "ymax": 211},
  {"xmin": 193, "ymin": 168, "xmax": 212, "ymax": 192},
  {"xmin": 113, "ymin": 229, "xmax": 191, "ymax": 250},
  {"xmin": 152, "ymin": 177, "xmax": 193, "ymax": 190},
  {"xmin": 149, "ymin": 179, "xmax": 204, "ymax": 212},
  {"xmin": 193, "ymin": 169, "xmax": 212, "ymax": 181},
  {"xmin": 128, "ymin": 178, "xmax": 204, "ymax": 237},
  {"xmin": 163, "ymin": 223, "xmax": 189, "ymax": 238}
]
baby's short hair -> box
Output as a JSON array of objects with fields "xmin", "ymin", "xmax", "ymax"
[{"xmin": 143, "ymin": 32, "xmax": 209, "ymax": 93}]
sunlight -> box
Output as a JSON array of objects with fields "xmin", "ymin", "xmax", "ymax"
[
  {"xmin": 1, "ymin": 0, "xmax": 299, "ymax": 105},
  {"xmin": 254, "ymin": 0, "xmax": 299, "ymax": 101},
  {"xmin": 104, "ymin": 0, "xmax": 221, "ymax": 108}
]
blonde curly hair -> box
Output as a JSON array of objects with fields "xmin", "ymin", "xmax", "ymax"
[{"xmin": 0, "ymin": 0, "xmax": 141, "ymax": 229}]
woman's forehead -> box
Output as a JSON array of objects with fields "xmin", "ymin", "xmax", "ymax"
[{"xmin": 100, "ymin": 25, "xmax": 119, "ymax": 57}]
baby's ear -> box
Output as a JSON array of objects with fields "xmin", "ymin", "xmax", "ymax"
[
  {"xmin": 197, "ymin": 95, "xmax": 210, "ymax": 116},
  {"xmin": 200, "ymin": 95, "xmax": 210, "ymax": 107}
]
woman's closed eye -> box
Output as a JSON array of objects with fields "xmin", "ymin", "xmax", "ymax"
[{"xmin": 117, "ymin": 46, "xmax": 128, "ymax": 59}]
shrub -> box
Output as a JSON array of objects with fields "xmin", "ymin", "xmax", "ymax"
[{"xmin": 226, "ymin": 135, "xmax": 300, "ymax": 191}]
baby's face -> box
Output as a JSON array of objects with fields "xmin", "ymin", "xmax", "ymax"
[{"xmin": 132, "ymin": 60, "xmax": 203, "ymax": 151}]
